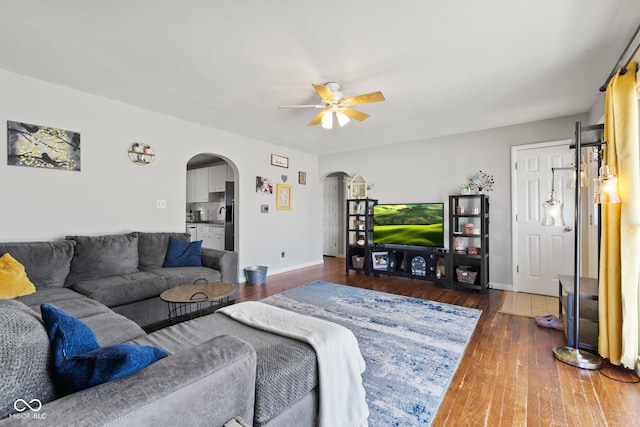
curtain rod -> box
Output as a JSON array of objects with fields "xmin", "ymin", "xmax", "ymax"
[{"xmin": 599, "ymin": 24, "xmax": 640, "ymax": 92}]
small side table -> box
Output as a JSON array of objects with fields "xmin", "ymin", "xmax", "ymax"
[
  {"xmin": 160, "ymin": 282, "xmax": 236, "ymax": 324},
  {"xmin": 557, "ymin": 275, "xmax": 599, "ymax": 351}
]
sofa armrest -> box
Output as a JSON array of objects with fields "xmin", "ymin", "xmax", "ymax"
[
  {"xmin": 2, "ymin": 335, "xmax": 256, "ymax": 427},
  {"xmin": 201, "ymin": 248, "xmax": 238, "ymax": 285}
]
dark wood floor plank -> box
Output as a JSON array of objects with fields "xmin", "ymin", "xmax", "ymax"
[{"xmin": 237, "ymin": 257, "xmax": 640, "ymax": 426}]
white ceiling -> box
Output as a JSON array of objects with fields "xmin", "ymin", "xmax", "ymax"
[{"xmin": 1, "ymin": 1, "xmax": 639, "ymax": 155}]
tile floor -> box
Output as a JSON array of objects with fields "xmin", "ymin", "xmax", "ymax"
[{"xmin": 498, "ymin": 291, "xmax": 559, "ymax": 318}]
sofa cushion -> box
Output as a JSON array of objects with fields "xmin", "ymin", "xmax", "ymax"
[
  {"xmin": 148, "ymin": 266, "xmax": 221, "ymax": 287},
  {"xmin": 41, "ymin": 303, "xmax": 167, "ymax": 395},
  {"xmin": 137, "ymin": 232, "xmax": 191, "ymax": 270},
  {"xmin": 0, "ymin": 253, "xmax": 36, "ymax": 298},
  {"xmin": 17, "ymin": 288, "xmax": 147, "ymax": 346},
  {"xmin": 71, "ymin": 271, "xmax": 171, "ymax": 307},
  {"xmin": 0, "ymin": 240, "xmax": 75, "ymax": 288},
  {"xmin": 65, "ymin": 233, "xmax": 139, "ymax": 286},
  {"xmin": 163, "ymin": 237, "xmax": 202, "ymax": 268},
  {"xmin": 128, "ymin": 312, "xmax": 317, "ymax": 425},
  {"xmin": 0, "ymin": 299, "xmax": 57, "ymax": 419}
]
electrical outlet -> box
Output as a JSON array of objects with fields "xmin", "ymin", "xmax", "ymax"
[
  {"xmin": 156, "ymin": 200, "xmax": 167, "ymax": 209},
  {"xmin": 261, "ymin": 204, "xmax": 269, "ymax": 213}
]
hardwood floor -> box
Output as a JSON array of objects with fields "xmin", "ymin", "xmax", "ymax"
[{"xmin": 237, "ymin": 256, "xmax": 640, "ymax": 427}]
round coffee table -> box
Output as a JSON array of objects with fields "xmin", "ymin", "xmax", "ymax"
[{"xmin": 160, "ymin": 282, "xmax": 236, "ymax": 324}]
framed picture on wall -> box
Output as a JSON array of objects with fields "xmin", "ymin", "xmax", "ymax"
[
  {"xmin": 298, "ymin": 171, "xmax": 306, "ymax": 185},
  {"xmin": 271, "ymin": 153, "xmax": 289, "ymax": 168},
  {"xmin": 276, "ymin": 183, "xmax": 292, "ymax": 210},
  {"xmin": 7, "ymin": 121, "xmax": 81, "ymax": 171}
]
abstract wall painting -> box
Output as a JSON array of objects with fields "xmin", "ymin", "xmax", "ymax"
[{"xmin": 7, "ymin": 121, "xmax": 81, "ymax": 171}]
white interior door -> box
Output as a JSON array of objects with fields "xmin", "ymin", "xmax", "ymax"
[
  {"xmin": 323, "ymin": 176, "xmax": 340, "ymax": 256},
  {"xmin": 512, "ymin": 141, "xmax": 575, "ymax": 296}
]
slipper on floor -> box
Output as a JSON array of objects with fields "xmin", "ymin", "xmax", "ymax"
[
  {"xmin": 536, "ymin": 316, "xmax": 563, "ymax": 330},
  {"xmin": 535, "ymin": 314, "xmax": 556, "ymax": 322}
]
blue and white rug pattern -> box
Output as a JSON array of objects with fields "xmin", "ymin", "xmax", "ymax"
[{"xmin": 261, "ymin": 281, "xmax": 482, "ymax": 426}]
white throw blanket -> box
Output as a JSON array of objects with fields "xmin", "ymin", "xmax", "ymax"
[{"xmin": 218, "ymin": 301, "xmax": 369, "ymax": 427}]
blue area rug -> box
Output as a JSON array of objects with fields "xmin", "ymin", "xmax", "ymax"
[{"xmin": 261, "ymin": 281, "xmax": 482, "ymax": 426}]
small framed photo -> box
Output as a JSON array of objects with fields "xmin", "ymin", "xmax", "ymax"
[
  {"xmin": 298, "ymin": 171, "xmax": 306, "ymax": 185},
  {"xmin": 271, "ymin": 153, "xmax": 289, "ymax": 168},
  {"xmin": 372, "ymin": 251, "xmax": 389, "ymax": 270},
  {"xmin": 276, "ymin": 183, "xmax": 292, "ymax": 210},
  {"xmin": 256, "ymin": 176, "xmax": 273, "ymax": 194}
]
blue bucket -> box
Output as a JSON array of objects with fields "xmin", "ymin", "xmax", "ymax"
[{"xmin": 245, "ymin": 265, "xmax": 268, "ymax": 285}]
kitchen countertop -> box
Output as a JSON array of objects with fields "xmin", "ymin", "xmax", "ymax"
[{"xmin": 186, "ymin": 221, "xmax": 225, "ymax": 226}]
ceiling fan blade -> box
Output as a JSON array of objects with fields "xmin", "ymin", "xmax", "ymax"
[
  {"xmin": 312, "ymin": 84, "xmax": 334, "ymax": 101},
  {"xmin": 343, "ymin": 91, "xmax": 385, "ymax": 106},
  {"xmin": 279, "ymin": 104, "xmax": 324, "ymax": 109},
  {"xmin": 342, "ymin": 108, "xmax": 370, "ymax": 121},
  {"xmin": 308, "ymin": 109, "xmax": 328, "ymax": 126}
]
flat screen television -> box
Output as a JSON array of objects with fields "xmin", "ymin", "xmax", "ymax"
[{"xmin": 373, "ymin": 203, "xmax": 444, "ymax": 248}]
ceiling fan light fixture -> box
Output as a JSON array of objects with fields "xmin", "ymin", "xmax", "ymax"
[
  {"xmin": 321, "ymin": 111, "xmax": 333, "ymax": 129},
  {"xmin": 336, "ymin": 111, "xmax": 350, "ymax": 127}
]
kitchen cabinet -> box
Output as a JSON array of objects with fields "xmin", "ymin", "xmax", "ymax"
[
  {"xmin": 186, "ymin": 171, "xmax": 195, "ymax": 203},
  {"xmin": 208, "ymin": 165, "xmax": 228, "ymax": 192},
  {"xmin": 194, "ymin": 168, "xmax": 209, "ymax": 202},
  {"xmin": 211, "ymin": 226, "xmax": 225, "ymax": 250},
  {"xmin": 186, "ymin": 168, "xmax": 209, "ymax": 203},
  {"xmin": 188, "ymin": 224, "xmax": 224, "ymax": 250}
]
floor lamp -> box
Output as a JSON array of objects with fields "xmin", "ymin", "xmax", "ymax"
[{"xmin": 551, "ymin": 121, "xmax": 602, "ymax": 369}]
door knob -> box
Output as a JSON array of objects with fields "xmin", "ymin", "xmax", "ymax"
[{"xmin": 564, "ymin": 226, "xmax": 573, "ymax": 232}]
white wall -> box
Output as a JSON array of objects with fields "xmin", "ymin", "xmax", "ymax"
[
  {"xmin": 0, "ymin": 70, "xmax": 323, "ymax": 279},
  {"xmin": 320, "ymin": 114, "xmax": 588, "ymax": 289}
]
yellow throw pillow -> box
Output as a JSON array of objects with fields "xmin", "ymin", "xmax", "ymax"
[{"xmin": 0, "ymin": 253, "xmax": 36, "ymax": 298}]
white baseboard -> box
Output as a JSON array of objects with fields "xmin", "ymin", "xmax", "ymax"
[
  {"xmin": 488, "ymin": 282, "xmax": 512, "ymax": 292},
  {"xmin": 240, "ymin": 259, "xmax": 324, "ymax": 283}
]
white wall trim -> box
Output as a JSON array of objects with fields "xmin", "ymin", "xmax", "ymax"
[
  {"xmin": 490, "ymin": 282, "xmax": 513, "ymax": 292},
  {"xmin": 240, "ymin": 259, "xmax": 325, "ymax": 283}
]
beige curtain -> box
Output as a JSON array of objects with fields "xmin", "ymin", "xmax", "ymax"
[{"xmin": 600, "ymin": 61, "xmax": 640, "ymax": 369}]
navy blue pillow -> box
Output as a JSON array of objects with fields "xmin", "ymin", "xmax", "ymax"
[
  {"xmin": 40, "ymin": 304, "xmax": 167, "ymax": 394},
  {"xmin": 163, "ymin": 237, "xmax": 202, "ymax": 267}
]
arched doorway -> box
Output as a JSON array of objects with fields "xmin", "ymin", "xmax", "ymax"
[
  {"xmin": 186, "ymin": 154, "xmax": 237, "ymax": 252},
  {"xmin": 323, "ymin": 171, "xmax": 349, "ymax": 257}
]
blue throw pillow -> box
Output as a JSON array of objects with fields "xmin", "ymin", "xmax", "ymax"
[
  {"xmin": 40, "ymin": 304, "xmax": 167, "ymax": 394},
  {"xmin": 163, "ymin": 237, "xmax": 202, "ymax": 267}
]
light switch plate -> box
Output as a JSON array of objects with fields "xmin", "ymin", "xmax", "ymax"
[
  {"xmin": 156, "ymin": 200, "xmax": 167, "ymax": 209},
  {"xmin": 261, "ymin": 204, "xmax": 269, "ymax": 213}
]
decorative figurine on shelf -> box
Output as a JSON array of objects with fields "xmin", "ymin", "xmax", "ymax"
[
  {"xmin": 349, "ymin": 174, "xmax": 368, "ymax": 199},
  {"xmin": 458, "ymin": 170, "xmax": 494, "ymax": 194}
]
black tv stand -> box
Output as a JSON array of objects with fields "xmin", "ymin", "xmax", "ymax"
[{"xmin": 368, "ymin": 246, "xmax": 450, "ymax": 286}]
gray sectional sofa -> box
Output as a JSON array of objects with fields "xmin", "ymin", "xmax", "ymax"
[
  {"xmin": 0, "ymin": 232, "xmax": 239, "ymax": 330},
  {"xmin": 0, "ymin": 232, "xmax": 321, "ymax": 426}
]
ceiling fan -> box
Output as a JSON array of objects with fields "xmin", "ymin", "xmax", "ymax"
[{"xmin": 279, "ymin": 82, "xmax": 385, "ymax": 129}]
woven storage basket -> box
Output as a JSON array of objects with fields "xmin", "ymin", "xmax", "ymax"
[
  {"xmin": 456, "ymin": 265, "xmax": 478, "ymax": 284},
  {"xmin": 352, "ymin": 255, "xmax": 365, "ymax": 269}
]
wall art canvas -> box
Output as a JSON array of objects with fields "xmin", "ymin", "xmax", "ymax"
[
  {"xmin": 256, "ymin": 176, "xmax": 273, "ymax": 194},
  {"xmin": 7, "ymin": 121, "xmax": 81, "ymax": 171}
]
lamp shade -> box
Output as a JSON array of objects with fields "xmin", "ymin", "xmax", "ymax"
[
  {"xmin": 542, "ymin": 191, "xmax": 565, "ymax": 226},
  {"xmin": 336, "ymin": 111, "xmax": 350, "ymax": 127},
  {"xmin": 595, "ymin": 164, "xmax": 621, "ymax": 204},
  {"xmin": 321, "ymin": 111, "xmax": 333, "ymax": 129}
]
